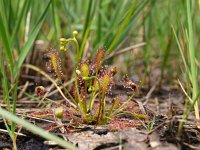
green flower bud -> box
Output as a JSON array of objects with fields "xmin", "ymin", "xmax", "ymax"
[
  {"xmin": 54, "ymin": 107, "xmax": 64, "ymax": 119},
  {"xmin": 60, "ymin": 45, "xmax": 66, "ymax": 51},
  {"xmin": 73, "ymin": 30, "xmax": 78, "ymax": 37},
  {"xmin": 60, "ymin": 38, "xmax": 67, "ymax": 43}
]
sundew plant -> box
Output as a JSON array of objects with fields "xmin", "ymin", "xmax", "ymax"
[{"xmin": 35, "ymin": 31, "xmax": 148, "ymax": 126}]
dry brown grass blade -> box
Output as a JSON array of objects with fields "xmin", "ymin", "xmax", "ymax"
[
  {"xmin": 106, "ymin": 42, "xmax": 146, "ymax": 60},
  {"xmin": 23, "ymin": 64, "xmax": 77, "ymax": 108},
  {"xmin": 0, "ymin": 128, "xmax": 26, "ymax": 137},
  {"xmin": 177, "ymin": 79, "xmax": 193, "ymax": 103},
  {"xmin": 18, "ymin": 81, "xmax": 30, "ymax": 99}
]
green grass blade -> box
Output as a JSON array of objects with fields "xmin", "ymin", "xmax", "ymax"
[
  {"xmin": 14, "ymin": 0, "xmax": 51, "ymax": 78},
  {"xmin": 186, "ymin": 0, "xmax": 199, "ymax": 122},
  {"xmin": 0, "ymin": 55, "xmax": 11, "ymax": 111},
  {"xmin": 0, "ymin": 53, "xmax": 14, "ymax": 139},
  {"xmin": 0, "ymin": 0, "xmax": 9, "ymax": 32},
  {"xmin": 11, "ymin": 82, "xmax": 18, "ymax": 136},
  {"xmin": 2, "ymin": 117, "xmax": 12, "ymax": 138},
  {"xmin": 107, "ymin": 1, "xmax": 137, "ymax": 52},
  {"xmin": 102, "ymin": 1, "xmax": 149, "ymax": 53},
  {"xmin": 112, "ymin": 1, "xmax": 149, "ymax": 49},
  {"xmin": 187, "ymin": 0, "xmax": 198, "ymax": 99},
  {"xmin": 0, "ymin": 107, "xmax": 77, "ymax": 150},
  {"xmin": 80, "ymin": 0, "xmax": 95, "ymax": 59},
  {"xmin": 81, "ymin": 0, "xmax": 93, "ymax": 38},
  {"xmin": 172, "ymin": 26, "xmax": 191, "ymax": 79},
  {"xmin": 0, "ymin": 14, "xmax": 14, "ymax": 71},
  {"xmin": 11, "ymin": 0, "xmax": 30, "ymax": 49},
  {"xmin": 52, "ymin": 0, "xmax": 61, "ymax": 45},
  {"xmin": 96, "ymin": 0, "xmax": 102, "ymax": 44},
  {"xmin": 93, "ymin": 0, "xmax": 127, "ymax": 50}
]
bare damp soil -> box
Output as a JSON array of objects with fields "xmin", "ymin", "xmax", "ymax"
[{"xmin": 1, "ymin": 84, "xmax": 200, "ymax": 150}]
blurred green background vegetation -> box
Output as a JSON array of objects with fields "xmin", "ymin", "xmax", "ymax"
[
  {"xmin": 1, "ymin": 0, "xmax": 199, "ymax": 82},
  {"xmin": 0, "ymin": 0, "xmax": 200, "ymax": 101}
]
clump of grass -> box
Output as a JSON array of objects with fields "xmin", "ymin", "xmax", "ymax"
[
  {"xmin": 0, "ymin": 1, "xmax": 51, "ymax": 148},
  {"xmin": 172, "ymin": 0, "xmax": 200, "ymax": 135}
]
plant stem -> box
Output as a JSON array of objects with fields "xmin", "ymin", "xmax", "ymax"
[
  {"xmin": 83, "ymin": 76, "xmax": 101, "ymax": 110},
  {"xmin": 100, "ymin": 92, "xmax": 106, "ymax": 121}
]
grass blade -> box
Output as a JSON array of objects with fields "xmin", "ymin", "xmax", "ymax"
[
  {"xmin": 14, "ymin": 0, "xmax": 51, "ymax": 78},
  {"xmin": 80, "ymin": 0, "xmax": 95, "ymax": 59},
  {"xmin": 0, "ymin": 55, "xmax": 11, "ymax": 111},
  {"xmin": 11, "ymin": 0, "xmax": 31, "ymax": 49},
  {"xmin": 0, "ymin": 107, "xmax": 77, "ymax": 150},
  {"xmin": 107, "ymin": 1, "xmax": 137, "ymax": 52},
  {"xmin": 172, "ymin": 26, "xmax": 191, "ymax": 79},
  {"xmin": 0, "ymin": 13, "xmax": 14, "ymax": 71},
  {"xmin": 52, "ymin": 0, "xmax": 61, "ymax": 45},
  {"xmin": 186, "ymin": 0, "xmax": 199, "ymax": 122}
]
